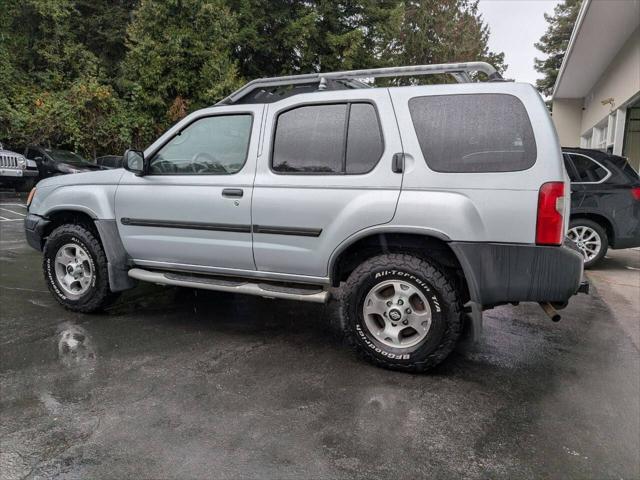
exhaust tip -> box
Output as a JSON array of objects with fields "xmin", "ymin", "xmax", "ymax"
[{"xmin": 539, "ymin": 302, "xmax": 561, "ymax": 322}]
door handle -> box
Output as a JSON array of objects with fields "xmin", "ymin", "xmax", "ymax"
[
  {"xmin": 222, "ymin": 188, "xmax": 244, "ymax": 198},
  {"xmin": 392, "ymin": 153, "xmax": 404, "ymax": 173}
]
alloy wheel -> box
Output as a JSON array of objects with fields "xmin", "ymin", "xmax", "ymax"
[
  {"xmin": 362, "ymin": 279, "xmax": 432, "ymax": 349},
  {"xmin": 54, "ymin": 243, "xmax": 94, "ymax": 300},
  {"xmin": 568, "ymin": 225, "xmax": 602, "ymax": 263}
]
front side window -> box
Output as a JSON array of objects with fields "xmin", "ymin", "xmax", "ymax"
[
  {"xmin": 568, "ymin": 154, "xmax": 609, "ymax": 183},
  {"xmin": 149, "ymin": 114, "xmax": 252, "ymax": 175},
  {"xmin": 409, "ymin": 94, "xmax": 537, "ymax": 173},
  {"xmin": 272, "ymin": 102, "xmax": 383, "ymax": 174}
]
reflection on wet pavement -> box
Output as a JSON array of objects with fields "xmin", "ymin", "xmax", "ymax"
[{"xmin": 1, "ymin": 196, "xmax": 639, "ymax": 479}]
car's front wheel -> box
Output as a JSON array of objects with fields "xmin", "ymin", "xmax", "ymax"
[
  {"xmin": 43, "ymin": 224, "xmax": 117, "ymax": 312},
  {"xmin": 340, "ymin": 253, "xmax": 463, "ymax": 372},
  {"xmin": 568, "ymin": 219, "xmax": 608, "ymax": 268}
]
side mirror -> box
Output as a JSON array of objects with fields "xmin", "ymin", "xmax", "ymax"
[{"xmin": 123, "ymin": 149, "xmax": 145, "ymax": 175}]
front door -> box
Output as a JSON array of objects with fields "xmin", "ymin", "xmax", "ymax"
[{"xmin": 115, "ymin": 105, "xmax": 263, "ymax": 272}]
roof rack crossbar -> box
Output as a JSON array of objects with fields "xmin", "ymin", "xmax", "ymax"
[{"xmin": 217, "ymin": 61, "xmax": 500, "ymax": 105}]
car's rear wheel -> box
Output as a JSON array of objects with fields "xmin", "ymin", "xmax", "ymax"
[
  {"xmin": 339, "ymin": 253, "xmax": 463, "ymax": 372},
  {"xmin": 568, "ymin": 219, "xmax": 608, "ymax": 268},
  {"xmin": 43, "ymin": 224, "xmax": 118, "ymax": 312}
]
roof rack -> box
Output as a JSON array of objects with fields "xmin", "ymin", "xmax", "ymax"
[{"xmin": 217, "ymin": 61, "xmax": 502, "ymax": 105}]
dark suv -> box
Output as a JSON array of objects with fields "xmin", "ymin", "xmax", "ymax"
[
  {"xmin": 563, "ymin": 148, "xmax": 640, "ymax": 267},
  {"xmin": 25, "ymin": 146, "xmax": 103, "ymax": 179}
]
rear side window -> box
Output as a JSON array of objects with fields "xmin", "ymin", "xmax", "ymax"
[
  {"xmin": 563, "ymin": 155, "xmax": 580, "ymax": 182},
  {"xmin": 346, "ymin": 104, "xmax": 384, "ymax": 174},
  {"xmin": 408, "ymin": 94, "xmax": 536, "ymax": 173},
  {"xmin": 568, "ymin": 154, "xmax": 609, "ymax": 183},
  {"xmin": 272, "ymin": 103, "xmax": 383, "ymax": 174}
]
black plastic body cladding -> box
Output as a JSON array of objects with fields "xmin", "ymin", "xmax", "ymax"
[{"xmin": 450, "ymin": 242, "xmax": 583, "ymax": 307}]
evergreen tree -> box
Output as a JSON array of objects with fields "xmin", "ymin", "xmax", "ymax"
[
  {"xmin": 1, "ymin": 0, "xmax": 507, "ymax": 155},
  {"xmin": 122, "ymin": 0, "xmax": 241, "ymax": 135},
  {"xmin": 534, "ymin": 0, "xmax": 582, "ymax": 97},
  {"xmin": 75, "ymin": 0, "xmax": 139, "ymax": 81},
  {"xmin": 228, "ymin": 0, "xmax": 403, "ymax": 78},
  {"xmin": 399, "ymin": 0, "xmax": 505, "ymax": 83},
  {"xmin": 2, "ymin": 0, "xmax": 99, "ymax": 88}
]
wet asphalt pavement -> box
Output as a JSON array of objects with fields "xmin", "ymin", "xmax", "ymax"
[{"xmin": 1, "ymin": 192, "xmax": 639, "ymax": 479}]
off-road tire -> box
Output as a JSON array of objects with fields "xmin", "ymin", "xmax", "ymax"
[
  {"xmin": 339, "ymin": 253, "xmax": 463, "ymax": 372},
  {"xmin": 569, "ymin": 218, "xmax": 608, "ymax": 268},
  {"xmin": 43, "ymin": 223, "xmax": 117, "ymax": 312}
]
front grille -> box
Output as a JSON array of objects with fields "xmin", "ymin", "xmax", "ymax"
[{"xmin": 0, "ymin": 155, "xmax": 20, "ymax": 168}]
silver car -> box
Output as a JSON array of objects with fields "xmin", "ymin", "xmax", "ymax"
[{"xmin": 24, "ymin": 62, "xmax": 586, "ymax": 372}]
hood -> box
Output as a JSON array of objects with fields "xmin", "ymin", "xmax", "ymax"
[
  {"xmin": 56, "ymin": 162, "xmax": 104, "ymax": 173},
  {"xmin": 0, "ymin": 148, "xmax": 26, "ymax": 160},
  {"xmin": 38, "ymin": 168, "xmax": 126, "ymax": 188}
]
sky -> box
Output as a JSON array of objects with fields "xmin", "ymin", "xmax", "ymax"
[{"xmin": 477, "ymin": 0, "xmax": 561, "ymax": 86}]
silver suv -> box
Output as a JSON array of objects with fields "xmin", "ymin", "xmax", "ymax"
[{"xmin": 24, "ymin": 63, "xmax": 586, "ymax": 372}]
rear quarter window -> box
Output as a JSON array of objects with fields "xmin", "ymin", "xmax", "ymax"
[
  {"xmin": 568, "ymin": 154, "xmax": 609, "ymax": 183},
  {"xmin": 408, "ymin": 94, "xmax": 537, "ymax": 173}
]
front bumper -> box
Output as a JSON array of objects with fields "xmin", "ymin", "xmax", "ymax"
[
  {"xmin": 1, "ymin": 168, "xmax": 38, "ymax": 178},
  {"xmin": 24, "ymin": 214, "xmax": 50, "ymax": 251},
  {"xmin": 451, "ymin": 241, "xmax": 584, "ymax": 307}
]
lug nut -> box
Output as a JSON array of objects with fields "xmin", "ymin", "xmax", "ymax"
[
  {"xmin": 402, "ymin": 320, "xmax": 408, "ymax": 325},
  {"xmin": 405, "ymin": 308, "xmax": 412, "ymax": 314},
  {"xmin": 392, "ymin": 323, "xmax": 397, "ymax": 327},
  {"xmin": 397, "ymin": 299, "xmax": 404, "ymax": 305},
  {"xmin": 386, "ymin": 301, "xmax": 392, "ymax": 307}
]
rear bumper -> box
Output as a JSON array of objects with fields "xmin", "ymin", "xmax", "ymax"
[
  {"xmin": 24, "ymin": 214, "xmax": 50, "ymax": 251},
  {"xmin": 450, "ymin": 241, "xmax": 584, "ymax": 307}
]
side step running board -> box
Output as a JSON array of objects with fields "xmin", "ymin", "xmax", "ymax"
[{"xmin": 128, "ymin": 268, "xmax": 330, "ymax": 304}]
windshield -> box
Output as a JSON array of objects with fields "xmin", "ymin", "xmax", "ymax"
[{"xmin": 45, "ymin": 149, "xmax": 92, "ymax": 166}]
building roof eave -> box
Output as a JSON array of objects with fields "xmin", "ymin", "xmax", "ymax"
[{"xmin": 551, "ymin": 0, "xmax": 591, "ymax": 102}]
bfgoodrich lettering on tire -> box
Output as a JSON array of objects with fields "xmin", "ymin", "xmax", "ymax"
[
  {"xmin": 340, "ymin": 253, "xmax": 463, "ymax": 372},
  {"xmin": 43, "ymin": 224, "xmax": 118, "ymax": 313}
]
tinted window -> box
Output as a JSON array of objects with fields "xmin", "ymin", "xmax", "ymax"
[
  {"xmin": 563, "ymin": 155, "xmax": 580, "ymax": 182},
  {"xmin": 346, "ymin": 103, "xmax": 383, "ymax": 173},
  {"xmin": 273, "ymin": 103, "xmax": 383, "ymax": 174},
  {"xmin": 569, "ymin": 154, "xmax": 609, "ymax": 182},
  {"xmin": 149, "ymin": 114, "xmax": 252, "ymax": 175},
  {"xmin": 46, "ymin": 149, "xmax": 90, "ymax": 166},
  {"xmin": 409, "ymin": 94, "xmax": 536, "ymax": 172},
  {"xmin": 26, "ymin": 148, "xmax": 40, "ymax": 160},
  {"xmin": 273, "ymin": 104, "xmax": 346, "ymax": 173}
]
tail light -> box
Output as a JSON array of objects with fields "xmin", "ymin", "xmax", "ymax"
[
  {"xmin": 631, "ymin": 187, "xmax": 640, "ymax": 201},
  {"xmin": 536, "ymin": 182, "xmax": 565, "ymax": 245}
]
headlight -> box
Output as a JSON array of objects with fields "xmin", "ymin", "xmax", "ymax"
[{"xmin": 17, "ymin": 157, "xmax": 26, "ymax": 168}]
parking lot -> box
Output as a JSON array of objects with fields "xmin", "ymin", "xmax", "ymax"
[{"xmin": 0, "ymin": 191, "xmax": 638, "ymax": 479}]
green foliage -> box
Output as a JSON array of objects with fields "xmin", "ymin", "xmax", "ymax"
[
  {"xmin": 1, "ymin": 0, "xmax": 505, "ymax": 157},
  {"xmin": 123, "ymin": 0, "xmax": 242, "ymax": 135},
  {"xmin": 399, "ymin": 0, "xmax": 505, "ymax": 84},
  {"xmin": 534, "ymin": 0, "xmax": 582, "ymax": 97},
  {"xmin": 227, "ymin": 0, "xmax": 404, "ymax": 78}
]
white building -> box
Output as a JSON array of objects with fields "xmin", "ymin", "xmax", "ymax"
[{"xmin": 552, "ymin": 0, "xmax": 640, "ymax": 171}]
